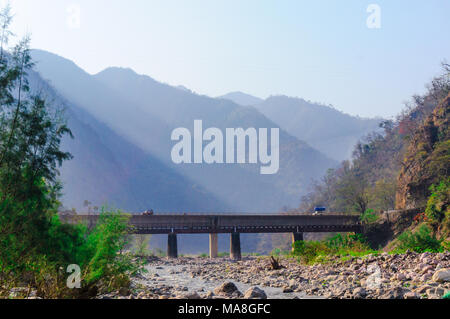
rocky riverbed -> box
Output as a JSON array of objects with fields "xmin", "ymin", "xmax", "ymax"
[{"xmin": 100, "ymin": 251, "xmax": 450, "ymax": 299}]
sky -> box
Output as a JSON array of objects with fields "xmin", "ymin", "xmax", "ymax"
[{"xmin": 5, "ymin": 0, "xmax": 450, "ymax": 118}]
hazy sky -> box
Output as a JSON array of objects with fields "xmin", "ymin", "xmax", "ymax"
[{"xmin": 6, "ymin": 0, "xmax": 450, "ymax": 118}]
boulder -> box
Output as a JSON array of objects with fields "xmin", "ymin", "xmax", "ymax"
[
  {"xmin": 205, "ymin": 291, "xmax": 215, "ymax": 299},
  {"xmin": 214, "ymin": 282, "xmax": 242, "ymax": 297},
  {"xmin": 243, "ymin": 287, "xmax": 267, "ymax": 299},
  {"xmin": 404, "ymin": 292, "xmax": 419, "ymax": 299},
  {"xmin": 432, "ymin": 269, "xmax": 450, "ymax": 283},
  {"xmin": 353, "ymin": 287, "xmax": 367, "ymax": 299},
  {"xmin": 395, "ymin": 273, "xmax": 407, "ymax": 281},
  {"xmin": 182, "ymin": 292, "xmax": 201, "ymax": 299},
  {"xmin": 118, "ymin": 287, "xmax": 130, "ymax": 296},
  {"xmin": 282, "ymin": 287, "xmax": 294, "ymax": 293}
]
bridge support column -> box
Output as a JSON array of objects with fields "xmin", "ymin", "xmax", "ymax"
[
  {"xmin": 230, "ymin": 232, "xmax": 241, "ymax": 261},
  {"xmin": 292, "ymin": 232, "xmax": 304, "ymax": 252},
  {"xmin": 209, "ymin": 233, "xmax": 218, "ymax": 258},
  {"xmin": 167, "ymin": 233, "xmax": 178, "ymax": 258}
]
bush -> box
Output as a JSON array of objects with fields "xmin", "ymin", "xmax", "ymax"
[
  {"xmin": 292, "ymin": 233, "xmax": 375, "ymax": 264},
  {"xmin": 325, "ymin": 233, "xmax": 368, "ymax": 250},
  {"xmin": 0, "ymin": 7, "xmax": 141, "ymax": 298},
  {"xmin": 292, "ymin": 240, "xmax": 331, "ymax": 264},
  {"xmin": 425, "ymin": 179, "xmax": 449, "ymax": 226},
  {"xmin": 0, "ymin": 208, "xmax": 142, "ymax": 298},
  {"xmin": 360, "ymin": 209, "xmax": 379, "ymax": 224},
  {"xmin": 81, "ymin": 210, "xmax": 141, "ymax": 290},
  {"xmin": 395, "ymin": 224, "xmax": 443, "ymax": 253}
]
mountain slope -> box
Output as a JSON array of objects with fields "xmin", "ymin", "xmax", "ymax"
[
  {"xmin": 27, "ymin": 68, "xmax": 226, "ymax": 212},
  {"xmin": 396, "ymin": 92, "xmax": 450, "ymax": 209},
  {"xmin": 253, "ymin": 96, "xmax": 382, "ymax": 161},
  {"xmin": 218, "ymin": 91, "xmax": 264, "ymax": 106},
  {"xmin": 31, "ymin": 49, "xmax": 337, "ymax": 211},
  {"xmin": 93, "ymin": 66, "xmax": 337, "ymax": 210}
]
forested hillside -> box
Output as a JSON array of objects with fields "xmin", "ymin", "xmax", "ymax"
[{"xmin": 300, "ymin": 64, "xmax": 450, "ymax": 217}]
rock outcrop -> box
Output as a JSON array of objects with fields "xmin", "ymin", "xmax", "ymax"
[{"xmin": 396, "ymin": 93, "xmax": 450, "ymax": 209}]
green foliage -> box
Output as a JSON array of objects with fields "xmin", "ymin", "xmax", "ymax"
[
  {"xmin": 292, "ymin": 240, "xmax": 331, "ymax": 264},
  {"xmin": 270, "ymin": 248, "xmax": 290, "ymax": 257},
  {"xmin": 325, "ymin": 233, "xmax": 368, "ymax": 249},
  {"xmin": 300, "ymin": 64, "xmax": 450, "ymax": 215},
  {"xmin": 0, "ymin": 7, "xmax": 140, "ymax": 298},
  {"xmin": 369, "ymin": 179, "xmax": 397, "ymax": 211},
  {"xmin": 81, "ymin": 211, "xmax": 140, "ymax": 287},
  {"xmin": 292, "ymin": 233, "xmax": 374, "ymax": 265},
  {"xmin": 271, "ymin": 248, "xmax": 282, "ymax": 257},
  {"xmin": 360, "ymin": 209, "xmax": 379, "ymax": 224},
  {"xmin": 442, "ymin": 240, "xmax": 450, "ymax": 251},
  {"xmin": 443, "ymin": 291, "xmax": 450, "ymax": 299},
  {"xmin": 1, "ymin": 207, "xmax": 141, "ymax": 298},
  {"xmin": 425, "ymin": 179, "xmax": 449, "ymax": 228},
  {"xmin": 395, "ymin": 224, "xmax": 443, "ymax": 253}
]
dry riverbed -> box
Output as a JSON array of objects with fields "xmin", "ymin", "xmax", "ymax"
[{"xmin": 100, "ymin": 251, "xmax": 450, "ymax": 299}]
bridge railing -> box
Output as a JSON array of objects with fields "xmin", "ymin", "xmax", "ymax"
[{"xmin": 60, "ymin": 213, "xmax": 362, "ymax": 234}]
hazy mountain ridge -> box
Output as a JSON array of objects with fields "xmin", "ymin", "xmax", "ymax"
[
  {"xmin": 31, "ymin": 49, "xmax": 337, "ymax": 212},
  {"xmin": 218, "ymin": 91, "xmax": 264, "ymax": 106},
  {"xmin": 223, "ymin": 93, "xmax": 382, "ymax": 161},
  {"xmin": 27, "ymin": 67, "xmax": 227, "ymax": 212},
  {"xmin": 93, "ymin": 65, "xmax": 337, "ymax": 210}
]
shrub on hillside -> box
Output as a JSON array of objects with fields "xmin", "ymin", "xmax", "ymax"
[
  {"xmin": 425, "ymin": 179, "xmax": 450, "ymax": 238},
  {"xmin": 395, "ymin": 224, "xmax": 443, "ymax": 253},
  {"xmin": 425, "ymin": 179, "xmax": 449, "ymax": 223},
  {"xmin": 360, "ymin": 209, "xmax": 379, "ymax": 224}
]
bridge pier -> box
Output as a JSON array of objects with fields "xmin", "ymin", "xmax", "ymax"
[
  {"xmin": 292, "ymin": 232, "xmax": 304, "ymax": 252},
  {"xmin": 167, "ymin": 233, "xmax": 178, "ymax": 258},
  {"xmin": 209, "ymin": 233, "xmax": 218, "ymax": 258},
  {"xmin": 230, "ymin": 232, "xmax": 241, "ymax": 260}
]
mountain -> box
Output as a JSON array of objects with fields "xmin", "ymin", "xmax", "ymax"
[
  {"xmin": 31, "ymin": 50, "xmax": 337, "ymax": 212},
  {"xmin": 396, "ymin": 92, "xmax": 450, "ymax": 209},
  {"xmin": 253, "ymin": 96, "xmax": 382, "ymax": 161},
  {"xmin": 218, "ymin": 91, "xmax": 264, "ymax": 106},
  {"xmin": 299, "ymin": 66, "xmax": 450, "ymax": 220},
  {"xmin": 27, "ymin": 67, "xmax": 226, "ymax": 212},
  {"xmin": 92, "ymin": 67, "xmax": 337, "ymax": 211}
]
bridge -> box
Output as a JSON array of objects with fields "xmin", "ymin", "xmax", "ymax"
[{"xmin": 61, "ymin": 213, "xmax": 362, "ymax": 260}]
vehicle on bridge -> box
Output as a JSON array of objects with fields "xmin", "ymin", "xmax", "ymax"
[
  {"xmin": 313, "ymin": 207, "xmax": 326, "ymax": 215},
  {"xmin": 142, "ymin": 209, "xmax": 154, "ymax": 216}
]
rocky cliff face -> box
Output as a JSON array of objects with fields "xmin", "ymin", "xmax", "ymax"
[{"xmin": 396, "ymin": 93, "xmax": 450, "ymax": 209}]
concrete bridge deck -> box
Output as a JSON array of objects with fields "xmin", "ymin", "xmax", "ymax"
[
  {"xmin": 62, "ymin": 213, "xmax": 362, "ymax": 260},
  {"xmin": 129, "ymin": 214, "xmax": 362, "ymax": 234}
]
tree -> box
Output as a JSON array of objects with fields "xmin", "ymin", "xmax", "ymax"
[
  {"xmin": 334, "ymin": 164, "xmax": 370, "ymax": 214},
  {"xmin": 0, "ymin": 6, "xmax": 73, "ymax": 290}
]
